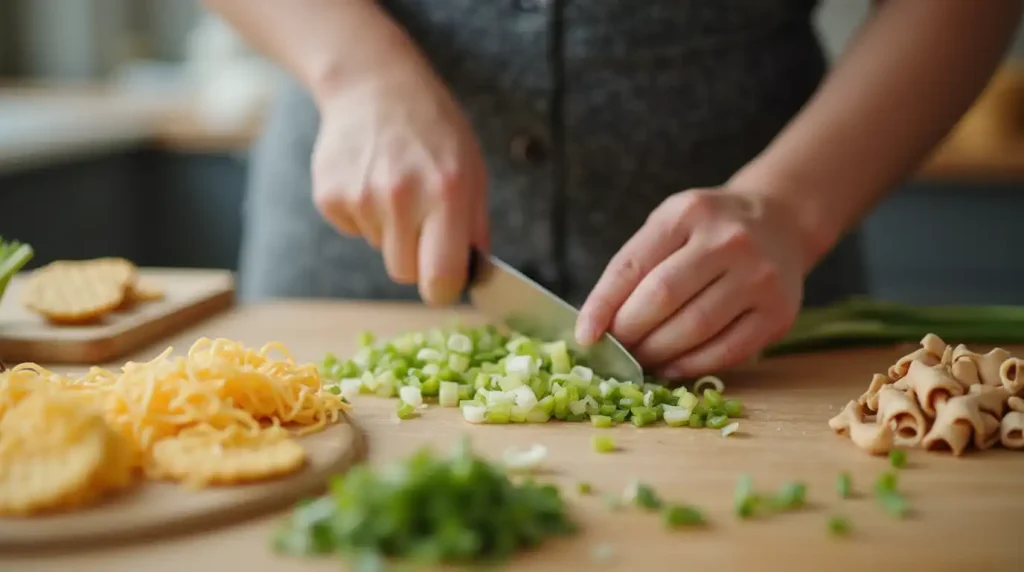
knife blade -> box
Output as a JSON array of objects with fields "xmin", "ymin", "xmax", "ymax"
[{"xmin": 465, "ymin": 249, "xmax": 643, "ymax": 382}]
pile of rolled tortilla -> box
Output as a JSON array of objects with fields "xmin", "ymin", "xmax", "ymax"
[{"xmin": 829, "ymin": 334, "xmax": 1024, "ymax": 456}]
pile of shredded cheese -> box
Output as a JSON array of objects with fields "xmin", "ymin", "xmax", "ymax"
[{"xmin": 0, "ymin": 337, "xmax": 349, "ymax": 468}]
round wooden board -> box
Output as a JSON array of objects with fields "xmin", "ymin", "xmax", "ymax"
[{"xmin": 0, "ymin": 413, "xmax": 367, "ymax": 553}]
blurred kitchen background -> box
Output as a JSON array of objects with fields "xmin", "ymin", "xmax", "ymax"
[{"xmin": 1, "ymin": 0, "xmax": 1023, "ymax": 304}]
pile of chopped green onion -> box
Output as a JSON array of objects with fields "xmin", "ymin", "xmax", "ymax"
[
  {"xmin": 321, "ymin": 326, "xmax": 743, "ymax": 431},
  {"xmin": 273, "ymin": 436, "xmax": 576, "ymax": 567}
]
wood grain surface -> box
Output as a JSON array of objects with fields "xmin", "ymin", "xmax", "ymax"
[
  {"xmin": 1, "ymin": 301, "xmax": 1021, "ymax": 572},
  {"xmin": 0, "ymin": 268, "xmax": 235, "ymax": 364}
]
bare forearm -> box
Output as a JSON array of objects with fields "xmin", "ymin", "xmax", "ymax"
[
  {"xmin": 732, "ymin": 0, "xmax": 1022, "ymax": 270},
  {"xmin": 200, "ymin": 0, "xmax": 426, "ymax": 101}
]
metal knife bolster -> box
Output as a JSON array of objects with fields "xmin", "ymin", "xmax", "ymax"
[{"xmin": 464, "ymin": 249, "xmax": 643, "ymax": 382}]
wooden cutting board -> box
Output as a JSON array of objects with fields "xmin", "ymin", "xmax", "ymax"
[
  {"xmin": 0, "ymin": 414, "xmax": 367, "ymax": 553},
  {"xmin": 0, "ymin": 268, "xmax": 235, "ymax": 364}
]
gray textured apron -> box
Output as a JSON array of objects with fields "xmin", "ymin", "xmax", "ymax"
[{"xmin": 238, "ymin": 0, "xmax": 867, "ymax": 308}]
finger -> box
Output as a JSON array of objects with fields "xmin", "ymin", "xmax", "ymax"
[
  {"xmin": 470, "ymin": 187, "xmax": 490, "ymax": 252},
  {"xmin": 575, "ymin": 217, "xmax": 690, "ymax": 347},
  {"xmin": 630, "ymin": 269, "xmax": 751, "ymax": 368},
  {"xmin": 418, "ymin": 200, "xmax": 470, "ymax": 306},
  {"xmin": 351, "ymin": 194, "xmax": 383, "ymax": 249},
  {"xmin": 610, "ymin": 239, "xmax": 727, "ymax": 347},
  {"xmin": 313, "ymin": 194, "xmax": 360, "ymax": 237},
  {"xmin": 380, "ymin": 183, "xmax": 420, "ymax": 285},
  {"xmin": 658, "ymin": 310, "xmax": 769, "ymax": 379}
]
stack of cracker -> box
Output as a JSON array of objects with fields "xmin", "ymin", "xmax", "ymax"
[{"xmin": 21, "ymin": 258, "xmax": 164, "ymax": 325}]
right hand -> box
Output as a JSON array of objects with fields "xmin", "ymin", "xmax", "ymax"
[{"xmin": 311, "ymin": 66, "xmax": 489, "ymax": 306}]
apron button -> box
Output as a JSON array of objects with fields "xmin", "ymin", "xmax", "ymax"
[{"xmin": 510, "ymin": 134, "xmax": 548, "ymax": 164}]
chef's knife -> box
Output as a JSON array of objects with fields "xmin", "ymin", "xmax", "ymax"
[{"xmin": 465, "ymin": 249, "xmax": 643, "ymax": 382}]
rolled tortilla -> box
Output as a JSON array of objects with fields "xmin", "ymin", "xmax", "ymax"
[
  {"xmin": 903, "ymin": 360, "xmax": 965, "ymax": 418},
  {"xmin": 965, "ymin": 384, "xmax": 1010, "ymax": 418},
  {"xmin": 828, "ymin": 400, "xmax": 894, "ymax": 455},
  {"xmin": 951, "ymin": 345, "xmax": 1012, "ymax": 388},
  {"xmin": 922, "ymin": 391, "xmax": 1005, "ymax": 455},
  {"xmin": 999, "ymin": 411, "xmax": 1024, "ymax": 449},
  {"xmin": 859, "ymin": 373, "xmax": 893, "ymax": 411},
  {"xmin": 889, "ymin": 334, "xmax": 947, "ymax": 381},
  {"xmin": 875, "ymin": 385, "xmax": 929, "ymax": 446},
  {"xmin": 999, "ymin": 357, "xmax": 1024, "ymax": 395}
]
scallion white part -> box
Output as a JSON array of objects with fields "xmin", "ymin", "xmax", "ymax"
[
  {"xmin": 570, "ymin": 365, "xmax": 594, "ymax": 382},
  {"xmin": 399, "ymin": 385, "xmax": 423, "ymax": 408},
  {"xmin": 446, "ymin": 333, "xmax": 473, "ymax": 354},
  {"xmin": 338, "ymin": 378, "xmax": 363, "ymax": 401},
  {"xmin": 721, "ymin": 422, "xmax": 740, "ymax": 437},
  {"xmin": 416, "ymin": 348, "xmax": 444, "ymax": 363},
  {"xmin": 462, "ymin": 403, "xmax": 487, "ymax": 424},
  {"xmin": 505, "ymin": 355, "xmax": 540, "ymax": 377},
  {"xmin": 502, "ymin": 443, "xmax": 548, "ymax": 473},
  {"xmin": 664, "ymin": 408, "xmax": 691, "ymax": 427},
  {"xmin": 693, "ymin": 375, "xmax": 725, "ymax": 394},
  {"xmin": 513, "ymin": 385, "xmax": 538, "ymax": 409}
]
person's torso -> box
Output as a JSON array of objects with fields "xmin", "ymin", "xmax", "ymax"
[{"xmin": 379, "ymin": 0, "xmax": 829, "ymax": 305}]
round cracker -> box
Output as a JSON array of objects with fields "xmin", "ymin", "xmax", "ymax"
[
  {"xmin": 149, "ymin": 429, "xmax": 307, "ymax": 488},
  {"xmin": 22, "ymin": 260, "xmax": 132, "ymax": 324},
  {"xmin": 0, "ymin": 394, "xmax": 111, "ymax": 516}
]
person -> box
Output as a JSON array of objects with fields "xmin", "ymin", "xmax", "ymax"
[{"xmin": 202, "ymin": 0, "xmax": 1021, "ymax": 379}]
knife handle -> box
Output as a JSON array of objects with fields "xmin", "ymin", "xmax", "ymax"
[{"xmin": 466, "ymin": 247, "xmax": 483, "ymax": 286}]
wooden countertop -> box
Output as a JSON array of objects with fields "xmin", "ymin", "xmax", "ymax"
[{"xmin": 1, "ymin": 301, "xmax": 1021, "ymax": 572}]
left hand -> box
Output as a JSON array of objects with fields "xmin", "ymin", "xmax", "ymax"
[{"xmin": 575, "ymin": 187, "xmax": 808, "ymax": 379}]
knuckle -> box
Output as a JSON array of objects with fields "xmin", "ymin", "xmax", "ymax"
[
  {"xmin": 711, "ymin": 224, "xmax": 753, "ymax": 255},
  {"xmin": 750, "ymin": 262, "xmax": 780, "ymax": 289},
  {"xmin": 686, "ymin": 304, "xmax": 715, "ymax": 338},
  {"xmin": 312, "ymin": 189, "xmax": 345, "ymax": 216},
  {"xmin": 645, "ymin": 272, "xmax": 676, "ymax": 309},
  {"xmin": 610, "ymin": 254, "xmax": 645, "ymax": 285},
  {"xmin": 383, "ymin": 182, "xmax": 411, "ymax": 207}
]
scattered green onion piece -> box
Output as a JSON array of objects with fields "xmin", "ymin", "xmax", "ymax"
[
  {"xmin": 876, "ymin": 491, "xmax": 909, "ymax": 518},
  {"xmin": 734, "ymin": 474, "xmax": 761, "ymax": 519},
  {"xmin": 688, "ymin": 411, "xmax": 706, "ymax": 428},
  {"xmin": 677, "ymin": 391, "xmax": 699, "ymax": 410},
  {"xmin": 396, "ymin": 401, "xmax": 417, "ymax": 420},
  {"xmin": 590, "ymin": 543, "xmax": 615, "ymax": 563},
  {"xmin": 875, "ymin": 471, "xmax": 898, "ymax": 495},
  {"xmin": 577, "ymin": 482, "xmax": 593, "ymax": 495},
  {"xmin": 889, "ymin": 449, "xmax": 908, "ymax": 469},
  {"xmin": 661, "ymin": 504, "xmax": 706, "ymax": 528},
  {"xmin": 836, "ymin": 472, "xmax": 853, "ymax": 499},
  {"xmin": 663, "ymin": 407, "xmax": 691, "ymax": 427},
  {"xmin": 705, "ymin": 414, "xmax": 730, "ymax": 429},
  {"xmin": 772, "ymin": 481, "xmax": 807, "ymax": 511},
  {"xmin": 590, "ymin": 414, "xmax": 613, "ymax": 428},
  {"xmin": 592, "ymin": 435, "xmax": 617, "ymax": 453},
  {"xmin": 827, "ymin": 515, "xmax": 851, "ymax": 537},
  {"xmin": 720, "ymin": 421, "xmax": 740, "ymax": 437},
  {"xmin": 628, "ymin": 482, "xmax": 663, "ymax": 510},
  {"xmin": 603, "ymin": 493, "xmax": 623, "ymax": 511}
]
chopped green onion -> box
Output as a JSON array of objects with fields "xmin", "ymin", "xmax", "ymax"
[
  {"xmin": 661, "ymin": 504, "xmax": 706, "ymax": 528},
  {"xmin": 876, "ymin": 491, "xmax": 909, "ymax": 518},
  {"xmin": 889, "ymin": 449, "xmax": 908, "ymax": 469},
  {"xmin": 734, "ymin": 474, "xmax": 762, "ymax": 519},
  {"xmin": 705, "ymin": 414, "xmax": 730, "ymax": 429},
  {"xmin": 590, "ymin": 543, "xmax": 615, "ymax": 563},
  {"xmin": 273, "ymin": 436, "xmax": 576, "ymax": 565},
  {"xmin": 723, "ymin": 399, "xmax": 743, "ymax": 418},
  {"xmin": 577, "ymin": 482, "xmax": 593, "ymax": 495},
  {"xmin": 592, "ymin": 435, "xmax": 617, "ymax": 453},
  {"xmin": 502, "ymin": 444, "xmax": 548, "ymax": 473},
  {"xmin": 720, "ymin": 422, "xmax": 740, "ymax": 437},
  {"xmin": 772, "ymin": 481, "xmax": 807, "ymax": 511},
  {"xmin": 603, "ymin": 493, "xmax": 623, "ymax": 510},
  {"xmin": 321, "ymin": 325, "xmax": 742, "ymax": 429},
  {"xmin": 875, "ymin": 471, "xmax": 898, "ymax": 495},
  {"xmin": 590, "ymin": 414, "xmax": 613, "ymax": 428},
  {"xmin": 626, "ymin": 481, "xmax": 662, "ymax": 510},
  {"xmin": 827, "ymin": 515, "xmax": 851, "ymax": 536},
  {"xmin": 836, "ymin": 472, "xmax": 853, "ymax": 499},
  {"xmin": 702, "ymin": 389, "xmax": 724, "ymax": 409},
  {"xmin": 396, "ymin": 401, "xmax": 417, "ymax": 420}
]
